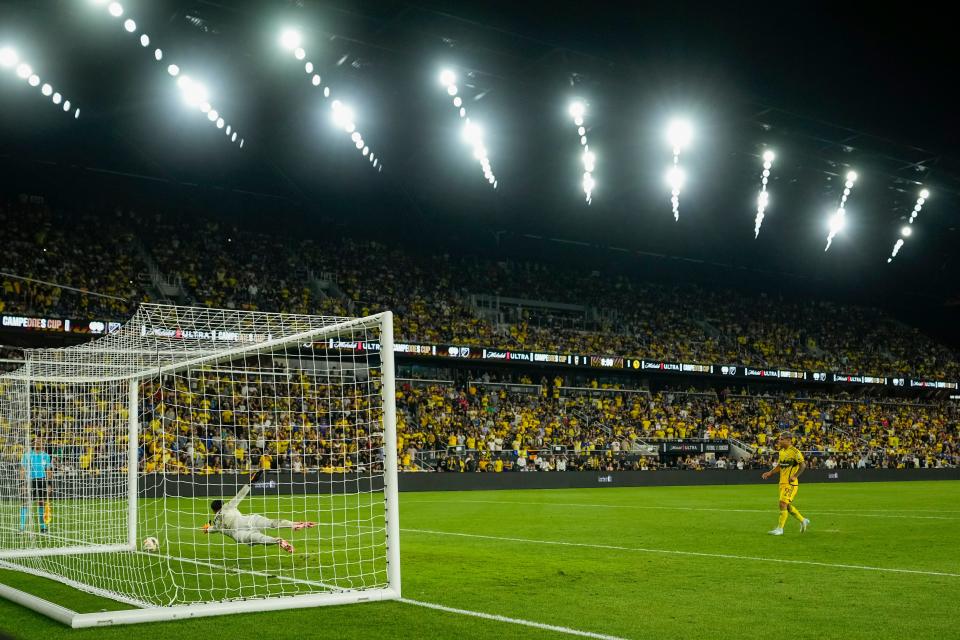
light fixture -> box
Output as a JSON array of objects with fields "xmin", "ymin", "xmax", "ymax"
[
  {"xmin": 888, "ymin": 188, "xmax": 930, "ymax": 263},
  {"xmin": 666, "ymin": 118, "xmax": 692, "ymax": 220},
  {"xmin": 569, "ymin": 100, "xmax": 594, "ymax": 203},
  {"xmin": 0, "ymin": 47, "xmax": 17, "ymax": 68},
  {"xmin": 825, "ymin": 169, "xmax": 858, "ymax": 251},
  {"xmin": 279, "ymin": 29, "xmax": 302, "ymax": 51},
  {"xmin": 754, "ymin": 149, "xmax": 775, "ymax": 238}
]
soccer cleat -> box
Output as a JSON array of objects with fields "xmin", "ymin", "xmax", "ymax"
[
  {"xmin": 278, "ymin": 539, "xmax": 295, "ymax": 554},
  {"xmin": 800, "ymin": 518, "xmax": 810, "ymax": 533},
  {"xmin": 292, "ymin": 521, "xmax": 317, "ymax": 531},
  {"xmin": 768, "ymin": 528, "xmax": 784, "ymax": 536}
]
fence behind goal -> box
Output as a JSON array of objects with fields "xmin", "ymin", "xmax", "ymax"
[{"xmin": 0, "ymin": 304, "xmax": 400, "ymax": 626}]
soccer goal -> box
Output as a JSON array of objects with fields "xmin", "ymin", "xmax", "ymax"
[{"xmin": 0, "ymin": 304, "xmax": 400, "ymax": 627}]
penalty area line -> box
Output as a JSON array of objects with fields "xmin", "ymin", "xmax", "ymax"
[
  {"xmin": 400, "ymin": 597, "xmax": 629, "ymax": 640},
  {"xmin": 402, "ymin": 528, "xmax": 960, "ymax": 579}
]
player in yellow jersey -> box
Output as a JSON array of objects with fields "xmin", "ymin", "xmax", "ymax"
[{"xmin": 761, "ymin": 433, "xmax": 810, "ymax": 535}]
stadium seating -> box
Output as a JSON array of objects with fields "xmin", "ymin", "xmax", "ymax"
[
  {"xmin": 0, "ymin": 200, "xmax": 144, "ymax": 319},
  {"xmin": 3, "ymin": 199, "xmax": 957, "ymax": 380},
  {"xmin": 1, "ymin": 360, "xmax": 954, "ymax": 472}
]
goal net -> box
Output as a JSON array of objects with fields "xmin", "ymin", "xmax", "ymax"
[{"xmin": 0, "ymin": 304, "xmax": 400, "ymax": 627}]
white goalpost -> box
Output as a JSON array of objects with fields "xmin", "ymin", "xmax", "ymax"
[{"xmin": 0, "ymin": 304, "xmax": 401, "ymax": 627}]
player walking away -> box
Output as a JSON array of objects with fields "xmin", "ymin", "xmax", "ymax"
[
  {"xmin": 202, "ymin": 470, "xmax": 317, "ymax": 553},
  {"xmin": 761, "ymin": 433, "xmax": 810, "ymax": 536},
  {"xmin": 20, "ymin": 437, "xmax": 53, "ymax": 534}
]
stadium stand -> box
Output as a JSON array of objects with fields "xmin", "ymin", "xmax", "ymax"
[
  {"xmin": 2, "ymin": 198, "xmax": 958, "ymax": 472},
  {"xmin": 3, "ymin": 199, "xmax": 958, "ymax": 380},
  {"xmin": 0, "ymin": 366, "xmax": 955, "ymax": 473}
]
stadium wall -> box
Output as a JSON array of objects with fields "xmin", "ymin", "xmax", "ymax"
[{"xmin": 133, "ymin": 469, "xmax": 960, "ymax": 497}]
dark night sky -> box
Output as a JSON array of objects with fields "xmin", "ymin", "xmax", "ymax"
[{"xmin": 1, "ymin": 0, "xmax": 958, "ymax": 313}]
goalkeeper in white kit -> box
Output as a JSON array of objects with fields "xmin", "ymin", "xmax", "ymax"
[{"xmin": 202, "ymin": 471, "xmax": 316, "ymax": 553}]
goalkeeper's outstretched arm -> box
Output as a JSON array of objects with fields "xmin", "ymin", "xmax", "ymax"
[{"xmin": 202, "ymin": 470, "xmax": 264, "ymax": 533}]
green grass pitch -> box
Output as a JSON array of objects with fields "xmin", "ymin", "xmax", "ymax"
[{"xmin": 1, "ymin": 481, "xmax": 958, "ymax": 639}]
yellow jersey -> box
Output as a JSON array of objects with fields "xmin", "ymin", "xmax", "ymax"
[{"xmin": 777, "ymin": 446, "xmax": 804, "ymax": 486}]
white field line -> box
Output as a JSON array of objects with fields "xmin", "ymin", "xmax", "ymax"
[
  {"xmin": 400, "ymin": 597, "xmax": 629, "ymax": 640},
  {"xmin": 402, "ymin": 528, "xmax": 960, "ymax": 578},
  {"xmin": 401, "ymin": 498, "xmax": 960, "ymax": 520}
]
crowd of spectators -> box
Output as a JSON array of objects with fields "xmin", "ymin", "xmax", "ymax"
[
  {"xmin": 145, "ymin": 216, "xmax": 315, "ymax": 314},
  {"xmin": 2, "ymin": 369, "xmax": 956, "ymax": 475},
  {"xmin": 395, "ymin": 379, "xmax": 959, "ymax": 472},
  {"xmin": 2, "ymin": 198, "xmax": 959, "ymax": 381},
  {"xmin": 0, "ymin": 199, "xmax": 144, "ymax": 320}
]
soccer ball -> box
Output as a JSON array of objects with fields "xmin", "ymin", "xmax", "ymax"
[{"xmin": 142, "ymin": 536, "xmax": 159, "ymax": 552}]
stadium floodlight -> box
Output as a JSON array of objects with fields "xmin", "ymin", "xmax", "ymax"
[
  {"xmin": 666, "ymin": 118, "xmax": 692, "ymax": 220},
  {"xmin": 569, "ymin": 101, "xmax": 585, "ymax": 120},
  {"xmin": 439, "ymin": 68, "xmax": 495, "ymax": 187},
  {"xmin": 462, "ymin": 121, "xmax": 482, "ymax": 145},
  {"xmin": 1, "ymin": 51, "xmax": 80, "ymax": 120},
  {"xmin": 828, "ymin": 211, "xmax": 846, "ymax": 234},
  {"xmin": 825, "ymin": 168, "xmax": 858, "ymax": 251},
  {"xmin": 888, "ymin": 188, "xmax": 930, "ymax": 263},
  {"xmin": 754, "ymin": 149, "xmax": 775, "ymax": 238},
  {"xmin": 567, "ymin": 100, "xmax": 595, "ymax": 203},
  {"xmin": 326, "ymin": 100, "xmax": 380, "ymax": 164},
  {"xmin": 87, "ymin": 3, "xmax": 244, "ymax": 148},
  {"xmin": 667, "ymin": 119, "xmax": 692, "ymax": 152},
  {"xmin": 0, "ymin": 304, "xmax": 401, "ymax": 627},
  {"xmin": 277, "ymin": 32, "xmax": 382, "ymax": 169},
  {"xmin": 178, "ymin": 76, "xmax": 209, "ymax": 108},
  {"xmin": 667, "ymin": 166, "xmax": 686, "ymax": 191},
  {"xmin": 279, "ymin": 28, "xmax": 302, "ymax": 51},
  {"xmin": 0, "ymin": 47, "xmax": 17, "ymax": 68}
]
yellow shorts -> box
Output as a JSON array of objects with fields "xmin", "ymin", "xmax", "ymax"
[{"xmin": 778, "ymin": 484, "xmax": 798, "ymax": 504}]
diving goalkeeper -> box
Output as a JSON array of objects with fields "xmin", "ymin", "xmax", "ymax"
[{"xmin": 202, "ymin": 470, "xmax": 316, "ymax": 553}]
